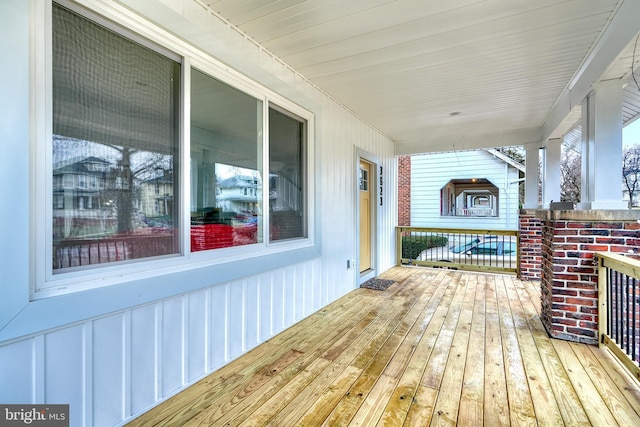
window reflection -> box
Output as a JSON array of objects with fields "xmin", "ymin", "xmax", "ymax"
[
  {"xmin": 190, "ymin": 69, "xmax": 263, "ymax": 251},
  {"xmin": 52, "ymin": 4, "xmax": 180, "ymax": 271}
]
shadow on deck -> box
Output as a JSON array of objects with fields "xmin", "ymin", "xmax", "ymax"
[{"xmin": 128, "ymin": 266, "xmax": 640, "ymax": 426}]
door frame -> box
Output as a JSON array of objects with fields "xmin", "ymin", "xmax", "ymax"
[{"xmin": 355, "ymin": 148, "xmax": 380, "ymax": 285}]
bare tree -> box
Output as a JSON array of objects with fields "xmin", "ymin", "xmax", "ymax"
[
  {"xmin": 623, "ymin": 145, "xmax": 640, "ymax": 208},
  {"xmin": 561, "ymin": 151, "xmax": 581, "ymax": 204}
]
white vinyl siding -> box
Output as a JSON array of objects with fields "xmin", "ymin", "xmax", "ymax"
[{"xmin": 411, "ymin": 150, "xmax": 521, "ymax": 230}]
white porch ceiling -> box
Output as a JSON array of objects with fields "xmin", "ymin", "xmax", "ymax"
[{"xmin": 204, "ymin": 0, "xmax": 640, "ymax": 154}]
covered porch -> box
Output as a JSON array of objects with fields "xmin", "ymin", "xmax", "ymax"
[{"xmin": 128, "ymin": 267, "xmax": 640, "ymax": 426}]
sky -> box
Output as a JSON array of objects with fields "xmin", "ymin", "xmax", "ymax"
[{"xmin": 623, "ymin": 118, "xmax": 640, "ymax": 146}]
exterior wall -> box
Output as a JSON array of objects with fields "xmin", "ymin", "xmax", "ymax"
[
  {"xmin": 411, "ymin": 150, "xmax": 521, "ymax": 230},
  {"xmin": 0, "ymin": 1, "xmax": 396, "ymax": 426},
  {"xmin": 535, "ymin": 210, "xmax": 640, "ymax": 344},
  {"xmin": 398, "ymin": 155, "xmax": 411, "ymax": 226}
]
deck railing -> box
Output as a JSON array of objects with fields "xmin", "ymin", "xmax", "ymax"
[
  {"xmin": 596, "ymin": 252, "xmax": 640, "ymax": 382},
  {"xmin": 396, "ymin": 226, "xmax": 519, "ymax": 274}
]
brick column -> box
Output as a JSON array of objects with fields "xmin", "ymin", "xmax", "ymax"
[
  {"xmin": 537, "ymin": 210, "xmax": 640, "ymax": 344},
  {"xmin": 519, "ymin": 211, "xmax": 542, "ymax": 280},
  {"xmin": 398, "ymin": 155, "xmax": 411, "ymax": 226}
]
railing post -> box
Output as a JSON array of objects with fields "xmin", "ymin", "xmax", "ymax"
[
  {"xmin": 396, "ymin": 227, "xmax": 403, "ymax": 266},
  {"xmin": 597, "ymin": 254, "xmax": 608, "ymax": 348}
]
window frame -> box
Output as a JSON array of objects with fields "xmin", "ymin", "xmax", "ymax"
[{"xmin": 31, "ymin": 0, "xmax": 315, "ymax": 299}]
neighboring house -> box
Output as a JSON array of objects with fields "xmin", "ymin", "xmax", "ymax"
[
  {"xmin": 52, "ymin": 156, "xmax": 115, "ymax": 238},
  {"xmin": 400, "ymin": 149, "xmax": 524, "ymax": 230},
  {"xmin": 139, "ymin": 170, "xmax": 175, "ymax": 219},
  {"xmin": 216, "ymin": 174, "xmax": 259, "ymax": 214}
]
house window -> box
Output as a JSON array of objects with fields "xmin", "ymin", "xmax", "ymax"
[
  {"xmin": 190, "ymin": 68, "xmax": 263, "ymax": 250},
  {"xmin": 52, "ymin": 3, "xmax": 181, "ymax": 271},
  {"xmin": 37, "ymin": 2, "xmax": 313, "ymax": 294},
  {"xmin": 440, "ymin": 178, "xmax": 498, "ymax": 217},
  {"xmin": 269, "ymin": 106, "xmax": 307, "ymax": 241}
]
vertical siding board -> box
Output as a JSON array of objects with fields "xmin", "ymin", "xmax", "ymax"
[
  {"xmin": 161, "ymin": 297, "xmax": 185, "ymax": 395},
  {"xmin": 209, "ymin": 284, "xmax": 228, "ymax": 369},
  {"xmin": 130, "ymin": 304, "xmax": 158, "ymax": 415},
  {"xmin": 272, "ymin": 271, "xmax": 285, "ymax": 334},
  {"xmin": 228, "ymin": 280, "xmax": 244, "ymax": 358},
  {"xmin": 92, "ymin": 314, "xmax": 125, "ymax": 427},
  {"xmin": 283, "ymin": 268, "xmax": 295, "ymax": 326},
  {"xmin": 259, "ymin": 274, "xmax": 272, "ymax": 341},
  {"xmin": 244, "ymin": 276, "xmax": 259, "ymax": 350},
  {"xmin": 44, "ymin": 326, "xmax": 84, "ymax": 414},
  {"xmin": 187, "ymin": 290, "xmax": 208, "ymax": 383},
  {"xmin": 0, "ymin": 339, "xmax": 35, "ymax": 403}
]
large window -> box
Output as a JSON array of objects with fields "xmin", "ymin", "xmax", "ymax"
[
  {"xmin": 52, "ymin": 3, "xmax": 181, "ymax": 271},
  {"xmin": 41, "ymin": 2, "xmax": 311, "ymax": 291},
  {"xmin": 269, "ymin": 107, "xmax": 307, "ymax": 241},
  {"xmin": 190, "ymin": 69, "xmax": 263, "ymax": 250}
]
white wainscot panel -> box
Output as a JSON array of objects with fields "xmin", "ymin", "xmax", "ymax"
[
  {"xmin": 187, "ymin": 289, "xmax": 209, "ymax": 383},
  {"xmin": 271, "ymin": 270, "xmax": 285, "ymax": 334},
  {"xmin": 209, "ymin": 284, "xmax": 227, "ymax": 370},
  {"xmin": 93, "ymin": 314, "xmax": 125, "ymax": 427},
  {"xmin": 130, "ymin": 303, "xmax": 158, "ymax": 414},
  {"xmin": 45, "ymin": 325, "xmax": 85, "ymax": 422},
  {"xmin": 293, "ymin": 265, "xmax": 305, "ymax": 321},
  {"xmin": 228, "ymin": 280, "xmax": 244, "ymax": 359},
  {"xmin": 258, "ymin": 275, "xmax": 272, "ymax": 342},
  {"xmin": 244, "ymin": 276, "xmax": 259, "ymax": 351},
  {"xmin": 162, "ymin": 297, "xmax": 185, "ymax": 396},
  {"xmin": 0, "ymin": 338, "xmax": 34, "ymax": 403},
  {"xmin": 283, "ymin": 268, "xmax": 295, "ymax": 326}
]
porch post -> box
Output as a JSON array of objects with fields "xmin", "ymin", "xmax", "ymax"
[
  {"xmin": 523, "ymin": 143, "xmax": 541, "ymax": 208},
  {"xmin": 541, "ymin": 139, "xmax": 562, "ymax": 208},
  {"xmin": 577, "ymin": 79, "xmax": 627, "ymax": 210}
]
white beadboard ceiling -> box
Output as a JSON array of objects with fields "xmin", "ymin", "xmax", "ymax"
[{"xmin": 203, "ymin": 0, "xmax": 640, "ymax": 153}]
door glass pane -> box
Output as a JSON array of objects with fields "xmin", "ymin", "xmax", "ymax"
[
  {"xmin": 190, "ymin": 69, "xmax": 263, "ymax": 251},
  {"xmin": 269, "ymin": 107, "xmax": 306, "ymax": 241},
  {"xmin": 52, "ymin": 4, "xmax": 181, "ymax": 271}
]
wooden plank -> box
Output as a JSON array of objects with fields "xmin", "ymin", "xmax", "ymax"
[
  {"xmin": 373, "ymin": 272, "xmax": 457, "ymax": 426},
  {"xmin": 403, "ymin": 385, "xmax": 438, "ymax": 427},
  {"xmin": 253, "ymin": 285, "xmax": 425, "ymax": 426},
  {"xmin": 319, "ymin": 270, "xmax": 451, "ymax": 426},
  {"xmin": 585, "ymin": 345, "xmax": 640, "ymax": 418},
  {"xmin": 494, "ymin": 274, "xmax": 537, "ymax": 426},
  {"xmin": 429, "ymin": 274, "xmax": 477, "ymax": 426},
  {"xmin": 457, "ymin": 273, "xmax": 485, "ymax": 426},
  {"xmin": 129, "ymin": 286, "xmax": 380, "ymax": 426},
  {"xmin": 570, "ymin": 342, "xmax": 640, "ymax": 426},
  {"xmin": 483, "ymin": 275, "xmax": 510, "ymax": 427},
  {"xmin": 502, "ymin": 275, "xmax": 565, "ymax": 426},
  {"xmin": 551, "ymin": 338, "xmax": 619, "ymax": 426},
  {"xmin": 126, "ymin": 268, "xmax": 640, "ymax": 427},
  {"xmin": 420, "ymin": 272, "xmax": 468, "ymax": 390},
  {"xmin": 514, "ymin": 277, "xmax": 591, "ymax": 426}
]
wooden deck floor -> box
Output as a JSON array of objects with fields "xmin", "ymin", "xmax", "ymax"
[{"xmin": 128, "ymin": 267, "xmax": 640, "ymax": 426}]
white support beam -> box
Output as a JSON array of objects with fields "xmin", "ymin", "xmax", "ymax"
[
  {"xmin": 523, "ymin": 143, "xmax": 541, "ymax": 209},
  {"xmin": 542, "ymin": 0, "xmax": 640, "ymax": 142},
  {"xmin": 541, "ymin": 139, "xmax": 562, "ymax": 207},
  {"xmin": 578, "ymin": 80, "xmax": 627, "ymax": 210}
]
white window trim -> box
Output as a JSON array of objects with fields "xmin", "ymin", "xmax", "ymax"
[{"xmin": 31, "ymin": 0, "xmax": 315, "ymax": 299}]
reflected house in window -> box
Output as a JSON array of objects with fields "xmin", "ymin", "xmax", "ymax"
[
  {"xmin": 52, "ymin": 156, "xmax": 116, "ymax": 239},
  {"xmin": 216, "ymin": 174, "xmax": 259, "ymax": 214},
  {"xmin": 139, "ymin": 170, "xmax": 174, "ymax": 221}
]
